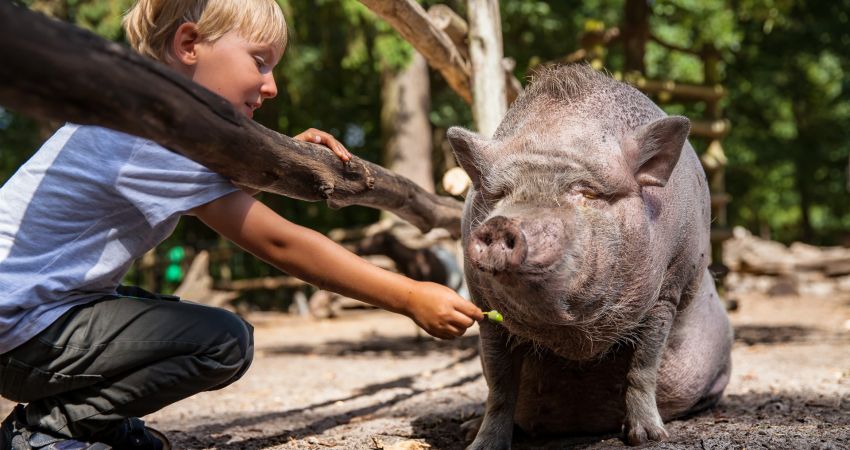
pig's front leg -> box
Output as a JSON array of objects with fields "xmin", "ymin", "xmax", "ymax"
[
  {"xmin": 467, "ymin": 320, "xmax": 524, "ymax": 450},
  {"xmin": 623, "ymin": 300, "xmax": 676, "ymax": 445}
]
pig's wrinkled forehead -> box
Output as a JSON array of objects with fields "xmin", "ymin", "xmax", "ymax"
[
  {"xmin": 494, "ymin": 64, "xmax": 663, "ymax": 141},
  {"xmin": 483, "ymin": 132, "xmax": 634, "ymax": 195},
  {"xmin": 493, "ymin": 98, "xmax": 640, "ymax": 163},
  {"xmin": 493, "ymin": 114, "xmax": 622, "ymax": 159}
]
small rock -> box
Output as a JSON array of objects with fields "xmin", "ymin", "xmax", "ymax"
[{"xmin": 383, "ymin": 441, "xmax": 431, "ymax": 450}]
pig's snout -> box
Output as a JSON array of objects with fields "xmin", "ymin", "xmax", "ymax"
[{"xmin": 468, "ymin": 216, "xmax": 528, "ymax": 273}]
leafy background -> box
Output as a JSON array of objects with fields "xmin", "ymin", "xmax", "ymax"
[{"xmin": 2, "ymin": 0, "xmax": 848, "ymax": 299}]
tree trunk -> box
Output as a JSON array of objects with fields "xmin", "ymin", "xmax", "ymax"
[
  {"xmin": 0, "ymin": 2, "xmax": 463, "ymax": 237},
  {"xmin": 467, "ymin": 0, "xmax": 507, "ymax": 138},
  {"xmin": 623, "ymin": 0, "xmax": 650, "ymax": 73},
  {"xmin": 381, "ymin": 52, "xmax": 435, "ymax": 193}
]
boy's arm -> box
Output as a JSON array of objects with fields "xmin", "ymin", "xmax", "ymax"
[{"xmin": 192, "ymin": 190, "xmax": 483, "ymax": 338}]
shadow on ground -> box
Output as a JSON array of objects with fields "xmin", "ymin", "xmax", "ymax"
[
  {"xmin": 262, "ymin": 333, "xmax": 480, "ymax": 358},
  {"xmin": 167, "ymin": 389, "xmax": 848, "ymax": 449},
  {"xmin": 263, "ymin": 323, "xmax": 840, "ymax": 357},
  {"xmin": 409, "ymin": 390, "xmax": 850, "ymax": 450},
  {"xmin": 167, "ymin": 376, "xmax": 850, "ymax": 450},
  {"xmin": 170, "ymin": 347, "xmax": 482, "ymax": 449},
  {"xmin": 734, "ymin": 324, "xmax": 814, "ymax": 345},
  {"xmin": 732, "ymin": 323, "xmax": 849, "ymax": 346},
  {"xmin": 166, "ymin": 322, "xmax": 849, "ymax": 449}
]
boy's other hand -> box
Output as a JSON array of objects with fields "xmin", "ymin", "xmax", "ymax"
[
  {"xmin": 406, "ymin": 282, "xmax": 484, "ymax": 340},
  {"xmin": 294, "ymin": 128, "xmax": 352, "ymax": 162}
]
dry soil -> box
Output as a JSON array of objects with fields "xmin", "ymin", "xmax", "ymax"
[{"xmin": 3, "ymin": 292, "xmax": 849, "ymax": 449}]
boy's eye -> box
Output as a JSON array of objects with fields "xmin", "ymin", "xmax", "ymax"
[{"xmin": 253, "ymin": 56, "xmax": 266, "ymax": 68}]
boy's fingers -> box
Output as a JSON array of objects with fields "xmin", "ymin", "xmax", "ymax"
[
  {"xmin": 450, "ymin": 311, "xmax": 475, "ymax": 329},
  {"xmin": 336, "ymin": 142, "xmax": 352, "ymax": 159},
  {"xmin": 333, "ymin": 143, "xmax": 351, "ymax": 161},
  {"xmin": 317, "ymin": 134, "xmax": 349, "ymax": 161},
  {"xmin": 456, "ymin": 300, "xmax": 484, "ymax": 321},
  {"xmin": 427, "ymin": 321, "xmax": 461, "ymax": 339},
  {"xmin": 337, "ymin": 141, "xmax": 354, "ymax": 159},
  {"xmin": 442, "ymin": 324, "xmax": 462, "ymax": 338},
  {"xmin": 299, "ymin": 129, "xmax": 352, "ymax": 160}
]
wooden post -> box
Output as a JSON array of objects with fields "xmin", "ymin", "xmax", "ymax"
[{"xmin": 467, "ymin": 0, "xmax": 507, "ymax": 138}]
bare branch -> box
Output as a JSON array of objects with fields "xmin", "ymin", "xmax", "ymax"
[
  {"xmin": 360, "ymin": 0, "xmax": 522, "ymax": 106},
  {"xmin": 0, "ymin": 2, "xmax": 463, "ymax": 237}
]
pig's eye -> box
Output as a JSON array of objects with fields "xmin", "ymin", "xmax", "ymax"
[
  {"xmin": 574, "ymin": 186, "xmax": 599, "ymax": 199},
  {"xmin": 568, "ymin": 184, "xmax": 607, "ymax": 206}
]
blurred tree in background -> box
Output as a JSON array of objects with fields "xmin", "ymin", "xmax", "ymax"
[
  {"xmin": 1, "ymin": 0, "xmax": 848, "ymax": 298},
  {"xmin": 722, "ymin": 1, "xmax": 850, "ymax": 244}
]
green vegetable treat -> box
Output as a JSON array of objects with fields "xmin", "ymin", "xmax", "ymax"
[{"xmin": 486, "ymin": 310, "xmax": 504, "ymax": 323}]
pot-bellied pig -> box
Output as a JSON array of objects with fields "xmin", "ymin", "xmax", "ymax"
[{"xmin": 449, "ymin": 64, "xmax": 733, "ymax": 448}]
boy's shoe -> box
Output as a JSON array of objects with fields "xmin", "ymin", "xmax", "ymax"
[
  {"xmin": 93, "ymin": 418, "xmax": 170, "ymax": 450},
  {"xmin": 1, "ymin": 404, "xmax": 110, "ymax": 450},
  {"xmin": 1, "ymin": 406, "xmax": 168, "ymax": 450}
]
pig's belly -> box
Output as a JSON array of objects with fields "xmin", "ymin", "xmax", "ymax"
[
  {"xmin": 513, "ymin": 280, "xmax": 733, "ymax": 435},
  {"xmin": 513, "ymin": 348, "xmax": 629, "ymax": 435}
]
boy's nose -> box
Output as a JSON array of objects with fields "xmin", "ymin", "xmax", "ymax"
[{"xmin": 261, "ymin": 73, "xmax": 277, "ymax": 99}]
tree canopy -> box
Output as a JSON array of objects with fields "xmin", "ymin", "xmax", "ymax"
[{"xmin": 2, "ymin": 0, "xmax": 848, "ymax": 247}]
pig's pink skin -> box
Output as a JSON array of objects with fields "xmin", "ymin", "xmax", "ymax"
[{"xmin": 451, "ymin": 65, "xmax": 733, "ymax": 449}]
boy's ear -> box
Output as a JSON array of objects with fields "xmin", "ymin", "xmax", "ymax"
[{"xmin": 171, "ymin": 22, "xmax": 202, "ymax": 66}]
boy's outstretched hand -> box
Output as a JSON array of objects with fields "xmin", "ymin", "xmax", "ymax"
[
  {"xmin": 294, "ymin": 128, "xmax": 352, "ymax": 162},
  {"xmin": 406, "ymin": 281, "xmax": 484, "ymax": 339}
]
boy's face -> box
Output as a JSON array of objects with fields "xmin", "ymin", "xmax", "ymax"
[{"xmin": 178, "ymin": 29, "xmax": 283, "ymax": 119}]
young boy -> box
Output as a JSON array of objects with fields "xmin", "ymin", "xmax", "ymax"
[{"xmin": 0, "ymin": 0, "xmax": 483, "ymax": 448}]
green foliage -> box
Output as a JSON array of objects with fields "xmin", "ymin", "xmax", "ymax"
[
  {"xmin": 0, "ymin": 108, "xmax": 41, "ymax": 178},
  {"xmin": 2, "ymin": 0, "xmax": 848, "ymax": 268},
  {"xmin": 721, "ymin": 0, "xmax": 850, "ymax": 243},
  {"xmin": 583, "ymin": 0, "xmax": 850, "ymax": 244}
]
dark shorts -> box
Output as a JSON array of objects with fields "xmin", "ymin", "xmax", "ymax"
[{"xmin": 0, "ymin": 287, "xmax": 253, "ymax": 438}]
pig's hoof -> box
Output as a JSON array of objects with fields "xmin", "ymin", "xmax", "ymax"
[
  {"xmin": 466, "ymin": 437, "xmax": 511, "ymax": 450},
  {"xmin": 623, "ymin": 419, "xmax": 669, "ymax": 446},
  {"xmin": 460, "ymin": 416, "xmax": 483, "ymax": 442}
]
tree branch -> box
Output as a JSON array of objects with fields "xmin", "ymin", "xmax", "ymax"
[
  {"xmin": 360, "ymin": 0, "xmax": 472, "ymax": 103},
  {"xmin": 360, "ymin": 0, "xmax": 521, "ymax": 105},
  {"xmin": 0, "ymin": 2, "xmax": 463, "ymax": 237}
]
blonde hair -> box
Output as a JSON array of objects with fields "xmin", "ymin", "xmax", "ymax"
[{"xmin": 123, "ymin": 0, "xmax": 287, "ymax": 62}]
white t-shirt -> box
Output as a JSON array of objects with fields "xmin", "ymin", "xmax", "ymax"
[{"xmin": 0, "ymin": 124, "xmax": 238, "ymax": 354}]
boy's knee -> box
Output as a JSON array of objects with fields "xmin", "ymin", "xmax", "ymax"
[
  {"xmin": 197, "ymin": 307, "xmax": 254, "ymax": 380},
  {"xmin": 214, "ymin": 309, "xmax": 253, "ymax": 360}
]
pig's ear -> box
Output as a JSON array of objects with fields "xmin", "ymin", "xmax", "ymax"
[
  {"xmin": 632, "ymin": 116, "xmax": 690, "ymax": 188},
  {"xmin": 447, "ymin": 126, "xmax": 489, "ymax": 188}
]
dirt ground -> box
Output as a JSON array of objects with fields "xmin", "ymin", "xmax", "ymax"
[{"xmin": 3, "ymin": 291, "xmax": 849, "ymax": 449}]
